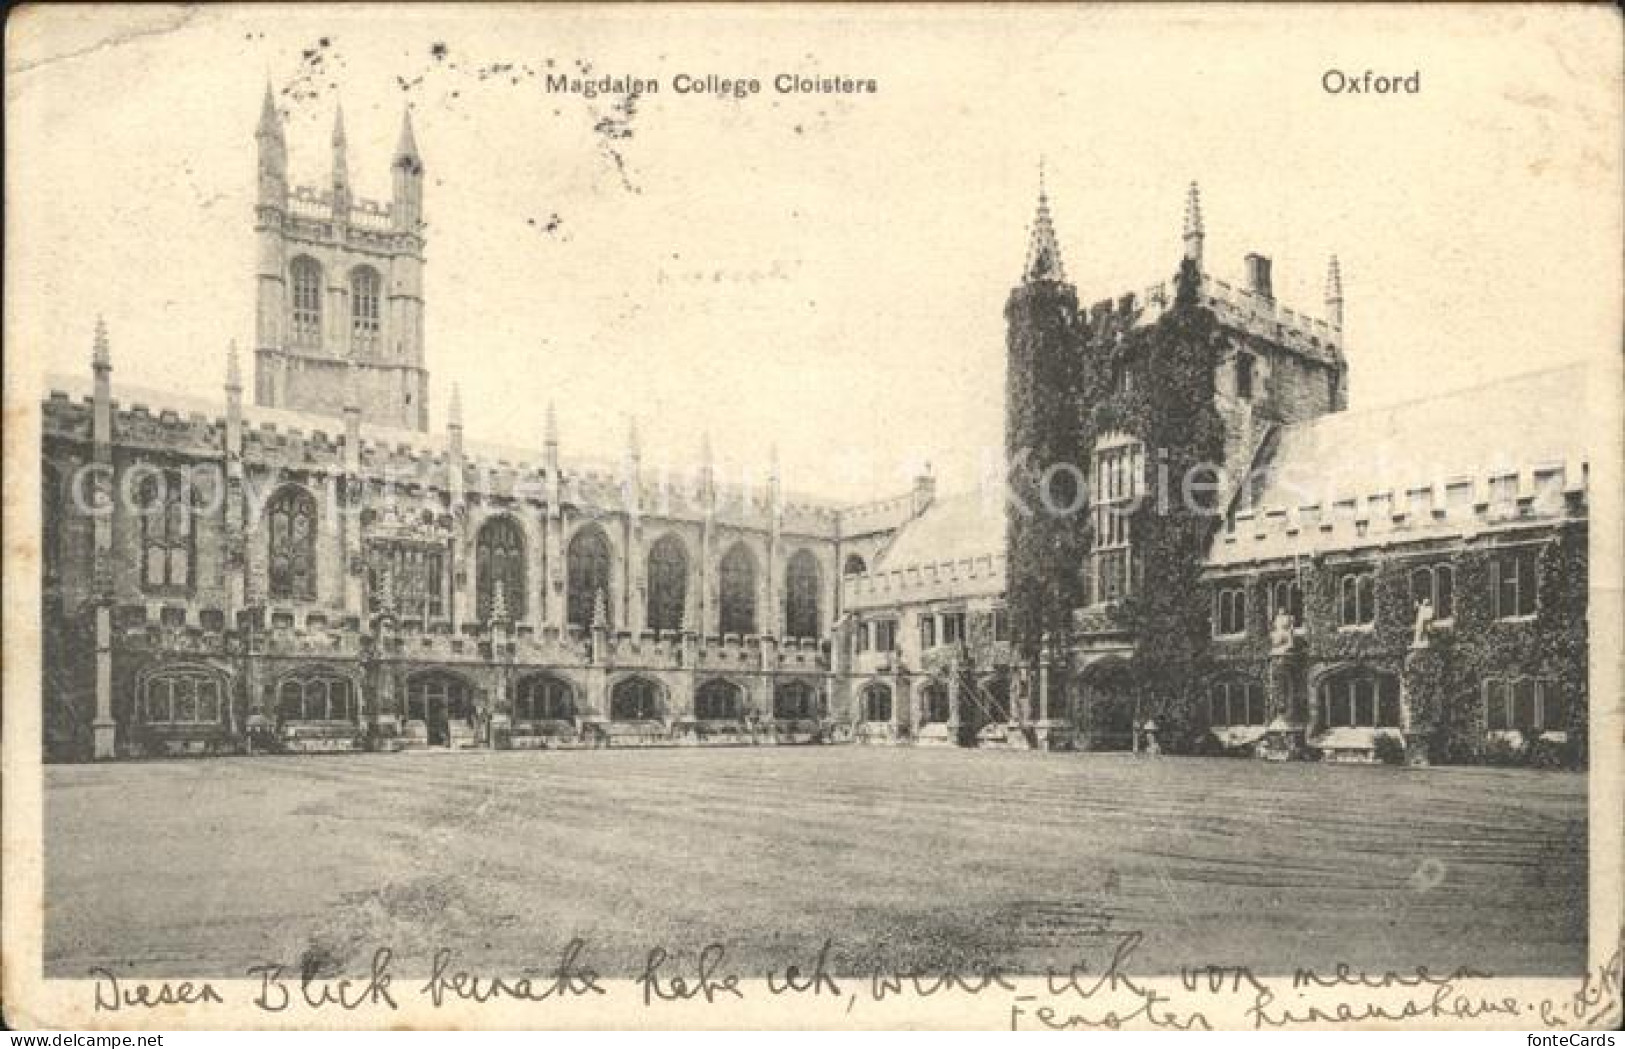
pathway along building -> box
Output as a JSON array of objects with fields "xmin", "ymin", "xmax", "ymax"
[{"xmin": 39, "ymin": 95, "xmax": 1589, "ymax": 765}]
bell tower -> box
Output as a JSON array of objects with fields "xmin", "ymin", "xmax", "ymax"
[{"xmin": 252, "ymin": 89, "xmax": 430, "ymax": 431}]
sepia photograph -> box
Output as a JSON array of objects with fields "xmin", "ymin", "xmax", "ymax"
[{"xmin": 3, "ymin": 2, "xmax": 1621, "ymax": 1032}]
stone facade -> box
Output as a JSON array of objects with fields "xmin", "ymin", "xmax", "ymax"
[{"xmin": 37, "ymin": 100, "xmax": 1590, "ymax": 767}]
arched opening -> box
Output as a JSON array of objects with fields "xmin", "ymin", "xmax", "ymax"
[
  {"xmin": 646, "ymin": 533, "xmax": 689, "ymax": 633},
  {"xmin": 141, "ymin": 667, "xmax": 225, "ymax": 727},
  {"xmin": 719, "ymin": 542, "xmax": 758, "ymax": 635},
  {"xmin": 843, "ymin": 553, "xmax": 867, "ymax": 576},
  {"xmin": 1315, "ymin": 667, "xmax": 1401, "ymax": 729},
  {"xmin": 1207, "ymin": 675, "xmax": 1264, "ymax": 727},
  {"xmin": 350, "ymin": 265, "xmax": 381, "ymax": 354},
  {"xmin": 785, "ymin": 549, "xmax": 821, "ymax": 639},
  {"xmin": 695, "ymin": 679, "xmax": 744, "ymax": 721},
  {"xmin": 610, "ymin": 676, "xmax": 663, "ymax": 722},
  {"xmin": 567, "ymin": 525, "xmax": 613, "ymax": 628},
  {"xmin": 920, "ymin": 680, "xmax": 950, "ymax": 724},
  {"xmin": 267, "ymin": 485, "xmax": 318, "ymax": 601},
  {"xmin": 406, "ymin": 672, "xmax": 474, "ymax": 747},
  {"xmin": 861, "ymin": 682, "xmax": 892, "ymax": 724},
  {"xmin": 289, "ymin": 256, "xmax": 324, "ymax": 348},
  {"xmin": 476, "ymin": 516, "xmax": 527, "ymax": 622},
  {"xmin": 1076, "ymin": 659, "xmax": 1136, "ymax": 750},
  {"xmin": 276, "ymin": 672, "xmax": 356, "ymax": 723},
  {"xmin": 774, "ymin": 679, "xmax": 816, "ymax": 720},
  {"xmin": 514, "ymin": 673, "xmax": 574, "ymax": 722}
]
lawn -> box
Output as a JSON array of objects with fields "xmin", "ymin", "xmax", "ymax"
[{"xmin": 44, "ymin": 747, "xmax": 1587, "ymax": 980}]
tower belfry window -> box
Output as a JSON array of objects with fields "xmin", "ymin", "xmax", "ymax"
[
  {"xmin": 350, "ymin": 266, "xmax": 381, "ymax": 354},
  {"xmin": 290, "ymin": 257, "xmax": 323, "ymax": 349}
]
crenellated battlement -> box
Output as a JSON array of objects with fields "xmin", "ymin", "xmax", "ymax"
[
  {"xmin": 1209, "ymin": 459, "xmax": 1588, "ymax": 568},
  {"xmin": 844, "ymin": 551, "xmax": 1008, "ymax": 609}
]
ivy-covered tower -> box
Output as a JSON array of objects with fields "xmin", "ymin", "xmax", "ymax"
[
  {"xmin": 1003, "ymin": 170, "xmax": 1086, "ymax": 743},
  {"xmin": 1004, "ymin": 177, "xmax": 1350, "ymax": 751}
]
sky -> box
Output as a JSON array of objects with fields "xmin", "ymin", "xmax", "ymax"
[{"xmin": 8, "ymin": 4, "xmax": 1621, "ymax": 502}]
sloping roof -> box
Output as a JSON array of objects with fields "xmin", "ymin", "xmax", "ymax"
[
  {"xmin": 874, "ymin": 491, "xmax": 1006, "ymax": 574},
  {"xmin": 1209, "ymin": 364, "xmax": 1592, "ymax": 566}
]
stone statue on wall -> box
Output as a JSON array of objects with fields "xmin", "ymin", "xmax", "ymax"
[
  {"xmin": 1412, "ymin": 598, "xmax": 1434, "ymax": 649},
  {"xmin": 1270, "ymin": 607, "xmax": 1295, "ymax": 653}
]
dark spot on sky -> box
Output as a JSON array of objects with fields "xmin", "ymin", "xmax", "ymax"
[
  {"xmin": 793, "ymin": 125, "xmax": 804, "ymax": 135},
  {"xmin": 319, "ymin": 37, "xmax": 331, "ymax": 48},
  {"xmin": 430, "ymin": 41, "xmax": 449, "ymax": 61}
]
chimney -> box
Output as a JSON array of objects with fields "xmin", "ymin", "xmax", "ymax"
[
  {"xmin": 912, "ymin": 466, "xmax": 937, "ymax": 516},
  {"xmin": 1244, "ymin": 254, "xmax": 1274, "ymax": 301}
]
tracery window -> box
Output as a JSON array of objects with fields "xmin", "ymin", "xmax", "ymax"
[
  {"xmin": 610, "ymin": 677, "xmax": 662, "ymax": 721},
  {"xmin": 567, "ymin": 526, "xmax": 612, "ymax": 628},
  {"xmin": 861, "ymin": 682, "xmax": 892, "ymax": 723},
  {"xmin": 276, "ymin": 673, "xmax": 355, "ymax": 721},
  {"xmin": 785, "ymin": 549, "xmax": 821, "ymax": 639},
  {"xmin": 694, "ymin": 679, "xmax": 743, "ymax": 720},
  {"xmin": 142, "ymin": 669, "xmax": 223, "ymax": 726},
  {"xmin": 138, "ymin": 469, "xmax": 195, "ymax": 593},
  {"xmin": 267, "ymin": 486, "xmax": 317, "ymax": 601},
  {"xmin": 719, "ymin": 543, "xmax": 758, "ymax": 635},
  {"xmin": 290, "ymin": 256, "xmax": 323, "ymax": 348},
  {"xmin": 350, "ymin": 266, "xmax": 381, "ymax": 354},
  {"xmin": 1090, "ymin": 436, "xmax": 1143, "ymax": 604},
  {"xmin": 476, "ymin": 516, "xmax": 527, "ymax": 622},
  {"xmin": 646, "ymin": 533, "xmax": 688, "ymax": 633},
  {"xmin": 514, "ymin": 674, "xmax": 574, "ymax": 721},
  {"xmin": 368, "ymin": 543, "xmax": 446, "ymax": 623},
  {"xmin": 773, "ymin": 680, "xmax": 815, "ymax": 720}
]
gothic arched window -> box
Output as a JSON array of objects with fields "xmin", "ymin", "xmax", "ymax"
[
  {"xmin": 718, "ymin": 542, "xmax": 757, "ymax": 636},
  {"xmin": 1316, "ymin": 667, "xmax": 1400, "ymax": 729},
  {"xmin": 646, "ymin": 533, "xmax": 688, "ymax": 633},
  {"xmin": 514, "ymin": 674, "xmax": 574, "ymax": 721},
  {"xmin": 350, "ymin": 266, "xmax": 381, "ymax": 353},
  {"xmin": 476, "ymin": 516, "xmax": 527, "ymax": 622},
  {"xmin": 920, "ymin": 680, "xmax": 950, "ymax": 724},
  {"xmin": 290, "ymin": 256, "xmax": 323, "ymax": 348},
  {"xmin": 785, "ymin": 549, "xmax": 821, "ymax": 639},
  {"xmin": 276, "ymin": 673, "xmax": 355, "ymax": 722},
  {"xmin": 267, "ymin": 486, "xmax": 318, "ymax": 601},
  {"xmin": 862, "ymin": 682, "xmax": 892, "ymax": 723},
  {"xmin": 142, "ymin": 668, "xmax": 223, "ymax": 726},
  {"xmin": 566, "ymin": 525, "xmax": 612, "ymax": 628},
  {"xmin": 610, "ymin": 677, "xmax": 662, "ymax": 721},
  {"xmin": 137, "ymin": 469, "xmax": 194, "ymax": 593},
  {"xmin": 774, "ymin": 680, "xmax": 816, "ymax": 720},
  {"xmin": 695, "ymin": 679, "xmax": 743, "ymax": 720}
]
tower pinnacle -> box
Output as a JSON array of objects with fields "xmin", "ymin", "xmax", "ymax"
[
  {"xmin": 448, "ymin": 382, "xmax": 463, "ymax": 429},
  {"xmin": 257, "ymin": 82, "xmax": 282, "ymax": 140},
  {"xmin": 1023, "ymin": 161, "xmax": 1066, "ymax": 284},
  {"xmin": 330, "ymin": 102, "xmax": 350, "ymax": 203},
  {"xmin": 394, "ymin": 108, "xmax": 422, "ymax": 171},
  {"xmin": 1182, "ymin": 181, "xmax": 1204, "ymax": 265},
  {"xmin": 225, "ymin": 340, "xmax": 242, "ymax": 393},
  {"xmin": 545, "ymin": 401, "xmax": 559, "ymax": 447},
  {"xmin": 1325, "ymin": 255, "xmax": 1344, "ymax": 330},
  {"xmin": 92, "ymin": 316, "xmax": 111, "ymax": 371}
]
